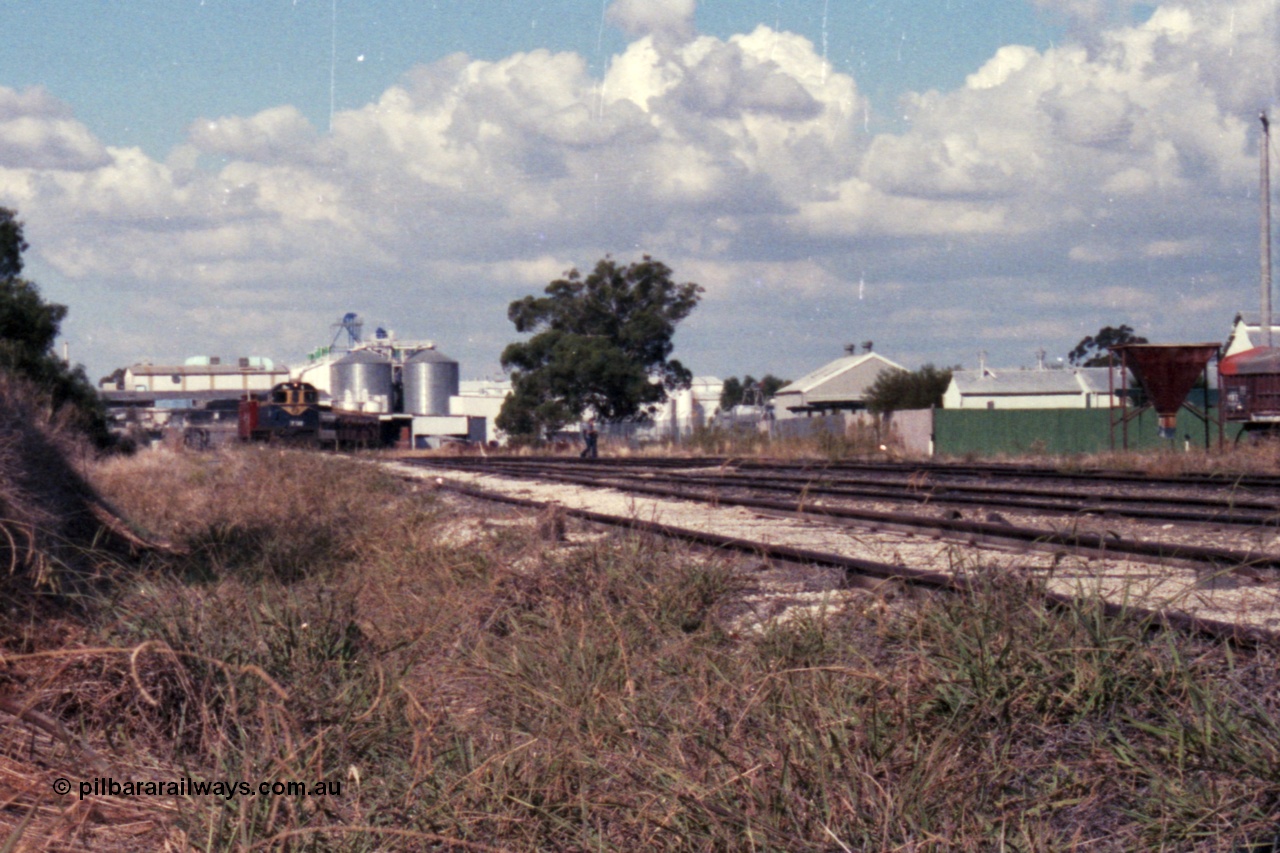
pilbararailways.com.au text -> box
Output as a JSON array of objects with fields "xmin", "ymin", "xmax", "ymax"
[{"xmin": 55, "ymin": 777, "xmax": 343, "ymax": 801}]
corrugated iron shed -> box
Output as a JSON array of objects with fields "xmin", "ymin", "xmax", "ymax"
[
  {"xmin": 949, "ymin": 368, "xmax": 1117, "ymax": 397},
  {"xmin": 772, "ymin": 352, "xmax": 906, "ymax": 412}
]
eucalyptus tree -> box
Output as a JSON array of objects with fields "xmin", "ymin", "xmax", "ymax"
[{"xmin": 498, "ymin": 256, "xmax": 703, "ymax": 440}]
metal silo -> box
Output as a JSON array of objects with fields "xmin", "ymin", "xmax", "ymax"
[
  {"xmin": 331, "ymin": 349, "xmax": 394, "ymax": 413},
  {"xmin": 403, "ymin": 348, "xmax": 459, "ymax": 415}
]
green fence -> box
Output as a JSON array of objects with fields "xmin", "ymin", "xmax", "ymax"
[{"xmin": 933, "ymin": 407, "xmax": 1240, "ymax": 457}]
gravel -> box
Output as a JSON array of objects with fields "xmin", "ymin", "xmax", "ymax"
[{"xmin": 388, "ymin": 461, "xmax": 1280, "ymax": 634}]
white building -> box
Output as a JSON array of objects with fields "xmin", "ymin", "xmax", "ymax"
[
  {"xmin": 449, "ymin": 379, "xmax": 512, "ymax": 444},
  {"xmin": 943, "ymin": 366, "xmax": 1126, "ymax": 410},
  {"xmin": 1224, "ymin": 313, "xmax": 1280, "ymax": 357},
  {"xmin": 771, "ymin": 351, "xmax": 906, "ymax": 416},
  {"xmin": 122, "ymin": 356, "xmax": 289, "ymax": 394},
  {"xmin": 674, "ymin": 376, "xmax": 724, "ymax": 433},
  {"xmin": 624, "ymin": 376, "xmax": 727, "ymax": 440}
]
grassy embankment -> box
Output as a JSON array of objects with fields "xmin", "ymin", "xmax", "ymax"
[{"xmin": 3, "ymin": 438, "xmax": 1280, "ymax": 850}]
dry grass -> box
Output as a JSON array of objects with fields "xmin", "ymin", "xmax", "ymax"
[
  {"xmin": 0, "ymin": 372, "xmax": 117, "ymax": 595},
  {"xmin": 3, "ymin": 446, "xmax": 1280, "ymax": 850},
  {"xmin": 1057, "ymin": 441, "xmax": 1280, "ymax": 478}
]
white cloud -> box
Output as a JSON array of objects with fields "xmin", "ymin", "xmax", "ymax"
[
  {"xmin": 0, "ymin": 87, "xmax": 109, "ymax": 171},
  {"xmin": 186, "ymin": 106, "xmax": 322, "ymax": 164},
  {"xmin": 606, "ymin": 0, "xmax": 696, "ymax": 44},
  {"xmin": 5, "ymin": 0, "xmax": 1278, "ymax": 378}
]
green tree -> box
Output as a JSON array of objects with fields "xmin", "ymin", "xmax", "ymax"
[
  {"xmin": 0, "ymin": 208, "xmax": 28, "ymax": 279},
  {"xmin": 864, "ymin": 364, "xmax": 954, "ymax": 414},
  {"xmin": 720, "ymin": 374, "xmax": 789, "ymax": 409},
  {"xmin": 1068, "ymin": 324, "xmax": 1148, "ymax": 367},
  {"xmin": 0, "ymin": 207, "xmax": 109, "ymax": 445},
  {"xmin": 498, "ymin": 256, "xmax": 703, "ymax": 439}
]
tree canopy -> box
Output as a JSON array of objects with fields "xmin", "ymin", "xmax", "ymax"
[
  {"xmin": 0, "ymin": 208, "xmax": 108, "ymax": 445},
  {"xmin": 864, "ymin": 364, "xmax": 954, "ymax": 414},
  {"xmin": 0, "ymin": 208, "xmax": 27, "ymax": 279},
  {"xmin": 497, "ymin": 256, "xmax": 703, "ymax": 439},
  {"xmin": 720, "ymin": 374, "xmax": 789, "ymax": 410},
  {"xmin": 1068, "ymin": 324, "xmax": 1148, "ymax": 367}
]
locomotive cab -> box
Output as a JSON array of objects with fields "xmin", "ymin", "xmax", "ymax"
[{"xmin": 239, "ymin": 381, "xmax": 328, "ymax": 443}]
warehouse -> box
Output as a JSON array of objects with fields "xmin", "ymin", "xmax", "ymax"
[
  {"xmin": 942, "ymin": 365, "xmax": 1126, "ymax": 410},
  {"xmin": 770, "ymin": 350, "xmax": 905, "ymax": 416},
  {"xmin": 115, "ymin": 356, "xmax": 289, "ymax": 394}
]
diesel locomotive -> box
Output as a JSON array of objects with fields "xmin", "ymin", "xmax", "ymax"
[{"xmin": 238, "ymin": 381, "xmax": 384, "ymax": 448}]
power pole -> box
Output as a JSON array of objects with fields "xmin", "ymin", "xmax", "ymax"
[{"xmin": 1264, "ymin": 111, "xmax": 1272, "ymax": 348}]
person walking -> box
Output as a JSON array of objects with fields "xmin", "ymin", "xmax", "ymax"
[{"xmin": 580, "ymin": 418, "xmax": 599, "ymax": 459}]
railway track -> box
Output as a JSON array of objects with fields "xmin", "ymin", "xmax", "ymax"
[
  {"xmin": 391, "ymin": 458, "xmax": 1280, "ymax": 645},
  {"xmin": 391, "ymin": 457, "xmax": 1280, "ymax": 646},
  {"xmin": 407, "ymin": 455, "xmax": 1280, "ymax": 535},
  {"xmin": 453, "ymin": 453, "xmax": 1280, "ymax": 491},
  {"xmin": 419, "ymin": 456, "xmax": 1280, "ymax": 527}
]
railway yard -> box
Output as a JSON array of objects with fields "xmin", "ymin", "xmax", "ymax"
[{"xmin": 394, "ymin": 454, "xmax": 1280, "ymax": 644}]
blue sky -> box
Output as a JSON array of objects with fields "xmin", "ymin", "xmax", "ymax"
[
  {"xmin": 0, "ymin": 0, "xmax": 1275, "ymax": 384},
  {"xmin": 3, "ymin": 1, "xmax": 1059, "ymax": 157}
]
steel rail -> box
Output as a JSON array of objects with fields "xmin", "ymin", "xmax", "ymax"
[
  {"xmin": 743, "ymin": 458, "xmax": 1280, "ymax": 491},
  {"xmin": 431, "ymin": 478, "xmax": 1280, "ymax": 648},
  {"xmin": 474, "ymin": 454, "xmax": 1280, "ymax": 491},
  {"xmin": 424, "ymin": 455, "xmax": 1280, "ymax": 527},
  {"xmin": 405, "ymin": 459, "xmax": 1280, "ymax": 572},
  {"xmin": 622, "ymin": 462, "xmax": 1280, "ymax": 512}
]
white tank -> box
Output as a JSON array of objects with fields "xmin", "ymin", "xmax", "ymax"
[{"xmin": 403, "ymin": 348, "xmax": 459, "ymax": 416}]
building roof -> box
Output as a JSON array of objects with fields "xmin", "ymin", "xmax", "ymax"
[
  {"xmin": 948, "ymin": 366, "xmax": 1123, "ymax": 397},
  {"xmin": 458, "ymin": 379, "xmax": 512, "ymax": 397},
  {"xmin": 773, "ymin": 352, "xmax": 906, "ymax": 406},
  {"xmin": 128, "ymin": 362, "xmax": 289, "ymax": 376},
  {"xmin": 1227, "ymin": 313, "xmax": 1280, "ymax": 355},
  {"xmin": 1220, "ymin": 346, "xmax": 1280, "ymax": 376}
]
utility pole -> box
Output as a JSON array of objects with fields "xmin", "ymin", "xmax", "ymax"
[{"xmin": 1263, "ymin": 111, "xmax": 1272, "ymax": 348}]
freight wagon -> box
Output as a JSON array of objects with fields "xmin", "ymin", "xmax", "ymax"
[{"xmin": 1220, "ymin": 347, "xmax": 1280, "ymax": 431}]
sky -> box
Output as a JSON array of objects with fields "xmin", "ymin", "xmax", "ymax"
[{"xmin": 0, "ymin": 0, "xmax": 1276, "ymax": 384}]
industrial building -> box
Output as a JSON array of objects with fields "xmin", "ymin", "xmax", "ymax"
[
  {"xmin": 641, "ymin": 377, "xmax": 724, "ymax": 439},
  {"xmin": 292, "ymin": 318, "xmax": 484, "ymax": 448},
  {"xmin": 116, "ymin": 356, "xmax": 289, "ymax": 394},
  {"xmin": 942, "ymin": 365, "xmax": 1126, "ymax": 410},
  {"xmin": 451, "ymin": 379, "xmax": 513, "ymax": 444},
  {"xmin": 1224, "ymin": 313, "xmax": 1280, "ymax": 357},
  {"xmin": 99, "ymin": 356, "xmax": 292, "ymax": 445},
  {"xmin": 100, "ymin": 314, "xmax": 502, "ymax": 448}
]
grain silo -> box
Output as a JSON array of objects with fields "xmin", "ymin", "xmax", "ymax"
[
  {"xmin": 331, "ymin": 349, "xmax": 394, "ymax": 413},
  {"xmin": 402, "ymin": 348, "xmax": 459, "ymax": 416}
]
